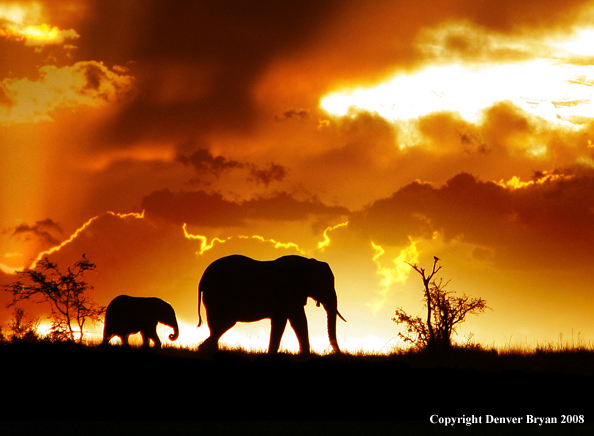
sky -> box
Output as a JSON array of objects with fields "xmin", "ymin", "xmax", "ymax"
[{"xmin": 2, "ymin": 0, "xmax": 594, "ymax": 352}]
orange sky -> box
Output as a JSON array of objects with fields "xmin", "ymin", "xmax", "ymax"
[{"xmin": 2, "ymin": 0, "xmax": 594, "ymax": 352}]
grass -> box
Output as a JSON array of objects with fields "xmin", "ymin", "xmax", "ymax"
[
  {"xmin": 4, "ymin": 329, "xmax": 594, "ymax": 375},
  {"xmin": 106, "ymin": 338, "xmax": 594, "ymax": 375},
  {"xmin": 2, "ymin": 337, "xmax": 593, "ymax": 422}
]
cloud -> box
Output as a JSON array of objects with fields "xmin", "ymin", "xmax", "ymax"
[
  {"xmin": 1, "ymin": 23, "xmax": 80, "ymax": 47},
  {"xmin": 74, "ymin": 0, "xmax": 340, "ymax": 144},
  {"xmin": 177, "ymin": 149, "xmax": 243, "ymax": 178},
  {"xmin": 0, "ymin": 2, "xmax": 79, "ymax": 47},
  {"xmin": 12, "ymin": 212, "xmax": 200, "ymax": 312},
  {"xmin": 275, "ymin": 108, "xmax": 310, "ymax": 121},
  {"xmin": 0, "ymin": 61, "xmax": 135, "ymax": 124},
  {"xmin": 415, "ymin": 22, "xmax": 546, "ymax": 64},
  {"xmin": 10, "ymin": 218, "xmax": 63, "ymax": 246},
  {"xmin": 36, "ymin": 0, "xmax": 593, "ymax": 152},
  {"xmin": 141, "ymin": 189, "xmax": 349, "ymax": 227},
  {"xmin": 248, "ymin": 163, "xmax": 287, "ymax": 185},
  {"xmin": 351, "ymin": 169, "xmax": 594, "ymax": 269},
  {"xmin": 177, "ymin": 148, "xmax": 287, "ymax": 185},
  {"xmin": 141, "ymin": 189, "xmax": 243, "ymax": 227}
]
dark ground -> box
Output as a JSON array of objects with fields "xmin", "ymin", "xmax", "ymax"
[{"xmin": 1, "ymin": 342, "xmax": 593, "ymax": 434}]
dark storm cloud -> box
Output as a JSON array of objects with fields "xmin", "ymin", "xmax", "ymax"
[
  {"xmin": 141, "ymin": 189, "xmax": 242, "ymax": 227},
  {"xmin": 72, "ymin": 0, "xmax": 339, "ymax": 145},
  {"xmin": 50, "ymin": 0, "xmax": 592, "ymax": 148},
  {"xmin": 82, "ymin": 62, "xmax": 106, "ymax": 91},
  {"xmin": 11, "ymin": 219, "xmax": 63, "ymax": 246},
  {"xmin": 141, "ymin": 189, "xmax": 349, "ymax": 227},
  {"xmin": 248, "ymin": 163, "xmax": 287, "ymax": 185},
  {"xmin": 177, "ymin": 148, "xmax": 243, "ymax": 177},
  {"xmin": 351, "ymin": 169, "xmax": 594, "ymax": 269},
  {"xmin": 177, "ymin": 148, "xmax": 287, "ymax": 185},
  {"xmin": 242, "ymin": 191, "xmax": 349, "ymax": 221},
  {"xmin": 275, "ymin": 108, "xmax": 310, "ymax": 121}
]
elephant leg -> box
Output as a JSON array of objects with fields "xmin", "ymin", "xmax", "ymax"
[
  {"xmin": 139, "ymin": 331, "xmax": 148, "ymax": 348},
  {"xmin": 200, "ymin": 318, "xmax": 236, "ymax": 353},
  {"xmin": 101, "ymin": 333, "xmax": 112, "ymax": 347},
  {"xmin": 288, "ymin": 307, "xmax": 310, "ymax": 355},
  {"xmin": 151, "ymin": 332, "xmax": 162, "ymax": 349},
  {"xmin": 141, "ymin": 326, "xmax": 161, "ymax": 349},
  {"xmin": 269, "ymin": 318, "xmax": 288, "ymax": 354},
  {"xmin": 122, "ymin": 334, "xmax": 130, "ymax": 347}
]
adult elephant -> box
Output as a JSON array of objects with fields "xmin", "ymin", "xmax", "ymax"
[
  {"xmin": 102, "ymin": 295, "xmax": 180, "ymax": 349},
  {"xmin": 197, "ymin": 254, "xmax": 346, "ymax": 355}
]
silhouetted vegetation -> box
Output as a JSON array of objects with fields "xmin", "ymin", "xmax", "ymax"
[
  {"xmin": 7, "ymin": 308, "xmax": 40, "ymax": 343},
  {"xmin": 3, "ymin": 255, "xmax": 105, "ymax": 343},
  {"xmin": 393, "ymin": 257, "xmax": 489, "ymax": 351},
  {"xmin": 0, "ymin": 340, "xmax": 592, "ymax": 424}
]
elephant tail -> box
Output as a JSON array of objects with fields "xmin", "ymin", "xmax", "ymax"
[{"xmin": 197, "ymin": 282, "xmax": 203, "ymax": 328}]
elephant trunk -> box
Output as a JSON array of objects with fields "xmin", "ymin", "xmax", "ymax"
[
  {"xmin": 324, "ymin": 304, "xmax": 341, "ymax": 354},
  {"xmin": 168, "ymin": 319, "xmax": 180, "ymax": 342}
]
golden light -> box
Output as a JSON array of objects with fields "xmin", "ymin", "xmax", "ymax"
[
  {"xmin": 19, "ymin": 23, "xmax": 58, "ymax": 42},
  {"xmin": 182, "ymin": 224, "xmax": 304, "ymax": 255},
  {"xmin": 0, "ymin": 3, "xmax": 40, "ymax": 26},
  {"xmin": 497, "ymin": 171, "xmax": 573, "ymax": 190},
  {"xmin": 0, "ymin": 4, "xmax": 79, "ymax": 46},
  {"xmin": 367, "ymin": 239, "xmax": 419, "ymax": 315},
  {"xmin": 320, "ymin": 25, "xmax": 594, "ymax": 149},
  {"xmin": 0, "ymin": 260, "xmax": 23, "ymax": 275},
  {"xmin": 553, "ymin": 28, "xmax": 594, "ymax": 57},
  {"xmin": 35, "ymin": 321, "xmax": 53, "ymax": 338},
  {"xmin": 317, "ymin": 221, "xmax": 348, "ymax": 250},
  {"xmin": 322, "ymin": 61, "xmax": 594, "ymax": 126}
]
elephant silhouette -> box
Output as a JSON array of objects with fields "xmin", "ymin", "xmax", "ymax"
[
  {"xmin": 102, "ymin": 295, "xmax": 180, "ymax": 349},
  {"xmin": 197, "ymin": 254, "xmax": 346, "ymax": 355}
]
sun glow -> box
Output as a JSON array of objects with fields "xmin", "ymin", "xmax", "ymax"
[
  {"xmin": 322, "ymin": 60, "xmax": 594, "ymax": 125},
  {"xmin": 0, "ymin": 3, "xmax": 40, "ymax": 26},
  {"xmin": 320, "ymin": 28, "xmax": 594, "ymax": 150},
  {"xmin": 554, "ymin": 28, "xmax": 594, "ymax": 57},
  {"xmin": 0, "ymin": 4, "xmax": 79, "ymax": 46}
]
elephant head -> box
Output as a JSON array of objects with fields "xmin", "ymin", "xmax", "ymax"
[
  {"xmin": 309, "ymin": 259, "xmax": 347, "ymax": 353},
  {"xmin": 284, "ymin": 257, "xmax": 346, "ymax": 354}
]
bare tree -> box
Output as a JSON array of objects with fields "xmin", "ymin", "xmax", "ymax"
[
  {"xmin": 4, "ymin": 255, "xmax": 105, "ymax": 343},
  {"xmin": 393, "ymin": 257, "xmax": 489, "ymax": 351}
]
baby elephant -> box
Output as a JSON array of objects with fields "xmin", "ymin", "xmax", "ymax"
[{"xmin": 102, "ymin": 295, "xmax": 180, "ymax": 349}]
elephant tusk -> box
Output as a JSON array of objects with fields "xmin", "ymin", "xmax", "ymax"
[{"xmin": 337, "ymin": 310, "xmax": 347, "ymax": 322}]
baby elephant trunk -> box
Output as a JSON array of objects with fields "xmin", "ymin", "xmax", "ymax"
[{"xmin": 168, "ymin": 318, "xmax": 180, "ymax": 342}]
